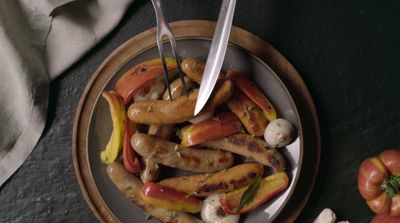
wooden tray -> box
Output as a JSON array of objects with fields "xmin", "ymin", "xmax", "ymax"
[{"xmin": 72, "ymin": 20, "xmax": 320, "ymax": 223}]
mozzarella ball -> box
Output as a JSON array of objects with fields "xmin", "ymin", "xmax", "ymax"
[
  {"xmin": 264, "ymin": 118, "xmax": 294, "ymax": 148},
  {"xmin": 201, "ymin": 194, "xmax": 239, "ymax": 223}
]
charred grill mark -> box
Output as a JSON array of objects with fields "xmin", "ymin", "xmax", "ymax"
[
  {"xmin": 139, "ymin": 65, "xmax": 147, "ymax": 73},
  {"xmin": 247, "ymin": 109, "xmax": 262, "ymax": 132},
  {"xmin": 180, "ymin": 153, "xmax": 201, "ymax": 165},
  {"xmin": 216, "ymin": 207, "xmax": 227, "ymax": 217},
  {"xmin": 248, "ymin": 141, "xmax": 261, "ymax": 152},
  {"xmin": 247, "ymin": 171, "xmax": 257, "ymax": 179},
  {"xmin": 230, "ymin": 135, "xmax": 245, "ymax": 145},
  {"xmin": 155, "ymin": 126, "xmax": 163, "ymax": 137},
  {"xmin": 229, "ymin": 177, "xmax": 248, "ymax": 188},
  {"xmin": 218, "ymin": 156, "xmax": 230, "ymax": 163},
  {"xmin": 199, "ymin": 182, "xmax": 228, "ymax": 192},
  {"xmin": 268, "ymin": 155, "xmax": 280, "ymax": 168}
]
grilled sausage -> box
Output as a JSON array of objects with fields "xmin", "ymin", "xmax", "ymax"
[
  {"xmin": 143, "ymin": 77, "xmax": 193, "ymax": 183},
  {"xmin": 106, "ymin": 162, "xmax": 204, "ymax": 223},
  {"xmin": 227, "ymin": 90, "xmax": 267, "ymax": 136},
  {"xmin": 127, "ymin": 79, "xmax": 233, "ymax": 125},
  {"xmin": 158, "ymin": 163, "xmax": 264, "ymax": 197},
  {"xmin": 131, "ymin": 133, "xmax": 234, "ymax": 173},
  {"xmin": 181, "ymin": 58, "xmax": 225, "ymax": 83},
  {"xmin": 162, "ymin": 76, "xmax": 193, "ymax": 101},
  {"xmin": 144, "ymin": 115, "xmax": 175, "ymax": 183},
  {"xmin": 203, "ymin": 134, "xmax": 286, "ymax": 171},
  {"xmin": 140, "ymin": 156, "xmax": 160, "ymax": 183}
]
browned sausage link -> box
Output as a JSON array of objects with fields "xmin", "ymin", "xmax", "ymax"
[
  {"xmin": 203, "ymin": 134, "xmax": 286, "ymax": 171},
  {"xmin": 147, "ymin": 77, "xmax": 191, "ymax": 139},
  {"xmin": 148, "ymin": 124, "xmax": 175, "ymax": 141},
  {"xmin": 227, "ymin": 90, "xmax": 267, "ymax": 136},
  {"xmin": 128, "ymin": 79, "xmax": 233, "ymax": 124},
  {"xmin": 131, "ymin": 133, "xmax": 234, "ymax": 173},
  {"xmin": 181, "ymin": 58, "xmax": 225, "ymax": 83},
  {"xmin": 142, "ymin": 78, "xmax": 193, "ymax": 183},
  {"xmin": 143, "ymin": 123, "xmax": 174, "ymax": 183},
  {"xmin": 106, "ymin": 162, "xmax": 204, "ymax": 223},
  {"xmin": 163, "ymin": 76, "xmax": 193, "ymax": 101},
  {"xmin": 158, "ymin": 163, "xmax": 264, "ymax": 197},
  {"xmin": 140, "ymin": 157, "xmax": 160, "ymax": 183}
]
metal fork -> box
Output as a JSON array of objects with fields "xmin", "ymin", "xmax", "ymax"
[{"xmin": 151, "ymin": 0, "xmax": 186, "ymax": 101}]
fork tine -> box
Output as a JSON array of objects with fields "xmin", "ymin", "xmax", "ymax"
[
  {"xmin": 161, "ymin": 56, "xmax": 173, "ymax": 101},
  {"xmin": 169, "ymin": 37, "xmax": 187, "ymax": 94},
  {"xmin": 151, "ymin": 0, "xmax": 182, "ymax": 100},
  {"xmin": 156, "ymin": 38, "xmax": 173, "ymax": 101}
]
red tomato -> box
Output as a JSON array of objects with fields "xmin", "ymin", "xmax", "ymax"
[
  {"xmin": 371, "ymin": 214, "xmax": 400, "ymax": 223},
  {"xmin": 358, "ymin": 149, "xmax": 400, "ymax": 216}
]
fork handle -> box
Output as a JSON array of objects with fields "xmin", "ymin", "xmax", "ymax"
[{"xmin": 151, "ymin": 0, "xmax": 173, "ymax": 38}]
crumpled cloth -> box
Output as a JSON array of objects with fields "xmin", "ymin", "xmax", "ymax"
[{"xmin": 0, "ymin": 0, "xmax": 134, "ymax": 187}]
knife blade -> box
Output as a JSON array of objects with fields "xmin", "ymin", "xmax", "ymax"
[{"xmin": 194, "ymin": 0, "xmax": 237, "ymax": 116}]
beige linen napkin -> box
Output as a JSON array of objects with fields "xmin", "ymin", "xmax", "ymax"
[{"xmin": 0, "ymin": 0, "xmax": 134, "ymax": 187}]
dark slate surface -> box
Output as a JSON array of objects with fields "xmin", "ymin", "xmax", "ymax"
[{"xmin": 1, "ymin": 0, "xmax": 400, "ymax": 222}]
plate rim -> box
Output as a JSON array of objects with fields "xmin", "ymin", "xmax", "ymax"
[{"xmin": 72, "ymin": 20, "xmax": 321, "ymax": 223}]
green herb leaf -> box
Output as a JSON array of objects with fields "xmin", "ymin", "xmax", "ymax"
[
  {"xmin": 238, "ymin": 178, "xmax": 261, "ymax": 211},
  {"xmin": 382, "ymin": 176, "xmax": 400, "ymax": 197}
]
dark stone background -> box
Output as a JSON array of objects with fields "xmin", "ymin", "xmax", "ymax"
[{"xmin": 1, "ymin": 0, "xmax": 400, "ymax": 222}]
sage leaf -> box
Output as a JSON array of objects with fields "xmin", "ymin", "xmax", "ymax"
[{"xmin": 238, "ymin": 178, "xmax": 261, "ymax": 211}]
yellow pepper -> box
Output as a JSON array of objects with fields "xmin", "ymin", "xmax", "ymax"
[{"xmin": 100, "ymin": 91, "xmax": 125, "ymax": 164}]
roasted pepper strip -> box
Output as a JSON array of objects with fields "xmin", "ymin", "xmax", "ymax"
[
  {"xmin": 116, "ymin": 58, "xmax": 178, "ymax": 104},
  {"xmin": 220, "ymin": 172, "xmax": 289, "ymax": 214},
  {"xmin": 100, "ymin": 91, "xmax": 125, "ymax": 164},
  {"xmin": 181, "ymin": 112, "xmax": 244, "ymax": 147},
  {"xmin": 227, "ymin": 70, "xmax": 277, "ymax": 121},
  {"xmin": 139, "ymin": 182, "xmax": 202, "ymax": 213},
  {"xmin": 122, "ymin": 116, "xmax": 141, "ymax": 173}
]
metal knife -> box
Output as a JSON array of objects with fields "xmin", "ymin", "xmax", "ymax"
[{"xmin": 194, "ymin": 0, "xmax": 237, "ymax": 115}]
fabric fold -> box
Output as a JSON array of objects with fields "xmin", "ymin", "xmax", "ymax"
[{"xmin": 0, "ymin": 0, "xmax": 134, "ymax": 187}]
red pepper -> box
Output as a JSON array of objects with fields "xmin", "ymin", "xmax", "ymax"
[
  {"xmin": 227, "ymin": 70, "xmax": 277, "ymax": 121},
  {"xmin": 116, "ymin": 58, "xmax": 177, "ymax": 104},
  {"xmin": 181, "ymin": 112, "xmax": 244, "ymax": 147},
  {"xmin": 139, "ymin": 182, "xmax": 202, "ymax": 213},
  {"xmin": 122, "ymin": 116, "xmax": 141, "ymax": 173}
]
